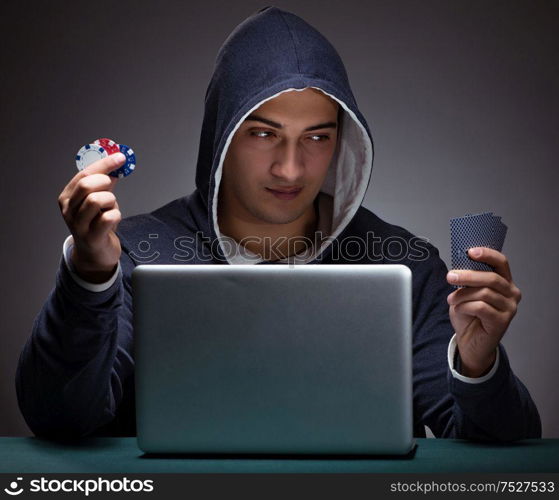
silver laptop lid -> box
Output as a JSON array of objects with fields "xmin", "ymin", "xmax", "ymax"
[{"xmin": 133, "ymin": 264, "xmax": 413, "ymax": 455}]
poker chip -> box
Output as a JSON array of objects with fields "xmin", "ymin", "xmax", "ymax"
[
  {"xmin": 94, "ymin": 137, "xmax": 120, "ymax": 155},
  {"xmin": 75, "ymin": 138, "xmax": 137, "ymax": 178},
  {"xmin": 108, "ymin": 144, "xmax": 136, "ymax": 178},
  {"xmin": 75, "ymin": 144, "xmax": 108, "ymax": 171}
]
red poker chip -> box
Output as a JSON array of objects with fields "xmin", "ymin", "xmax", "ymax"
[{"xmin": 94, "ymin": 137, "xmax": 120, "ymax": 155}]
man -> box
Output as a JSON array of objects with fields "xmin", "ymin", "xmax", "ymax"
[{"xmin": 16, "ymin": 6, "xmax": 540, "ymax": 440}]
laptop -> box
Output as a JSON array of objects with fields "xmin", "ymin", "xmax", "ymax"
[{"xmin": 132, "ymin": 264, "xmax": 414, "ymax": 455}]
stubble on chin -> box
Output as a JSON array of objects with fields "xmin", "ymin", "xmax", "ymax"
[{"xmin": 247, "ymin": 205, "xmax": 303, "ymax": 226}]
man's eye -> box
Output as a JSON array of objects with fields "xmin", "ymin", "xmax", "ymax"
[
  {"xmin": 249, "ymin": 131, "xmax": 330, "ymax": 142},
  {"xmin": 250, "ymin": 130, "xmax": 274, "ymax": 139},
  {"xmin": 309, "ymin": 135, "xmax": 330, "ymax": 142}
]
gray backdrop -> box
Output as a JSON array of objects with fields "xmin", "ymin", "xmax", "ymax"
[{"xmin": 2, "ymin": 0, "xmax": 557, "ymax": 438}]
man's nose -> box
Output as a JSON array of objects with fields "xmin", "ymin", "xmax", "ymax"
[{"xmin": 270, "ymin": 141, "xmax": 304, "ymax": 182}]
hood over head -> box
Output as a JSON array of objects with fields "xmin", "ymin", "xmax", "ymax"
[{"xmin": 195, "ymin": 6, "xmax": 374, "ymax": 264}]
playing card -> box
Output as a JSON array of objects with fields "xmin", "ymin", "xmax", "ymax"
[{"xmin": 450, "ymin": 211, "xmax": 507, "ymax": 288}]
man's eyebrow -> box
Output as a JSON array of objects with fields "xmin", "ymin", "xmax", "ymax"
[{"xmin": 244, "ymin": 114, "xmax": 337, "ymax": 131}]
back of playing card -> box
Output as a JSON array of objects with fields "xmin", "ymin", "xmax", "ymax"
[{"xmin": 450, "ymin": 212, "xmax": 508, "ymax": 286}]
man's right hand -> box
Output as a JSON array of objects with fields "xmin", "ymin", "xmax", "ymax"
[{"xmin": 58, "ymin": 153, "xmax": 127, "ymax": 284}]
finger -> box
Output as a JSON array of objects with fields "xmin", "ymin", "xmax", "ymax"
[
  {"xmin": 452, "ymin": 300, "xmax": 508, "ymax": 333},
  {"xmin": 447, "ymin": 269, "xmax": 514, "ymax": 297},
  {"xmin": 59, "ymin": 156, "xmax": 123, "ymax": 215},
  {"xmin": 447, "ymin": 286, "xmax": 512, "ymax": 312},
  {"xmin": 65, "ymin": 174, "xmax": 117, "ymax": 215},
  {"xmin": 89, "ymin": 207, "xmax": 122, "ymax": 239},
  {"xmin": 64, "ymin": 153, "xmax": 126, "ymax": 196},
  {"xmin": 467, "ymin": 247, "xmax": 513, "ymax": 282},
  {"xmin": 73, "ymin": 192, "xmax": 117, "ymax": 236}
]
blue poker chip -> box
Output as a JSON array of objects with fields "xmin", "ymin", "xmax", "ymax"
[{"xmin": 109, "ymin": 144, "xmax": 136, "ymax": 178}]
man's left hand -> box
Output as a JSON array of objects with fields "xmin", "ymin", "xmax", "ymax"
[{"xmin": 446, "ymin": 247, "xmax": 522, "ymax": 378}]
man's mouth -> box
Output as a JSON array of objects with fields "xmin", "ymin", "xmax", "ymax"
[{"xmin": 266, "ymin": 187, "xmax": 302, "ymax": 200}]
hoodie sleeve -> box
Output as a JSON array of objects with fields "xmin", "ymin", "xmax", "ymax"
[
  {"xmin": 409, "ymin": 243, "xmax": 542, "ymax": 441},
  {"xmin": 15, "ymin": 248, "xmax": 135, "ymax": 439},
  {"xmin": 62, "ymin": 235, "xmax": 121, "ymax": 292}
]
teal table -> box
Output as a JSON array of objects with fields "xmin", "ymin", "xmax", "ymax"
[{"xmin": 0, "ymin": 438, "xmax": 558, "ymax": 473}]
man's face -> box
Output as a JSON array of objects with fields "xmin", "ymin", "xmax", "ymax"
[{"xmin": 219, "ymin": 88, "xmax": 339, "ymax": 227}]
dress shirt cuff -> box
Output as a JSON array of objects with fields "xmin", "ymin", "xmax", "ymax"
[
  {"xmin": 447, "ymin": 333, "xmax": 500, "ymax": 384},
  {"xmin": 62, "ymin": 235, "xmax": 121, "ymax": 292}
]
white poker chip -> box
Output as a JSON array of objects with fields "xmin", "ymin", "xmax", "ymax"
[{"xmin": 75, "ymin": 144, "xmax": 108, "ymax": 171}]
